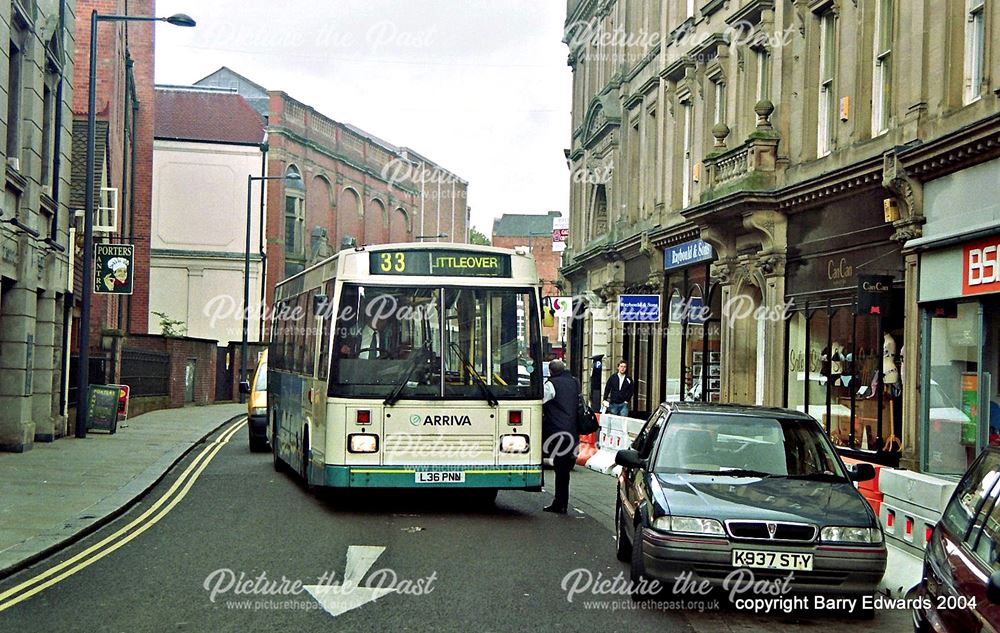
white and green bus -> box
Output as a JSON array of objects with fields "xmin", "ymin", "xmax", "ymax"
[{"xmin": 268, "ymin": 243, "xmax": 544, "ymax": 495}]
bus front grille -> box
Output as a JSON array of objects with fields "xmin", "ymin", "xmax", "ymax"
[{"xmin": 383, "ymin": 433, "xmax": 496, "ymax": 463}]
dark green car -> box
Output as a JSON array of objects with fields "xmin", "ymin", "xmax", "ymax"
[{"xmin": 615, "ymin": 403, "xmax": 886, "ymax": 609}]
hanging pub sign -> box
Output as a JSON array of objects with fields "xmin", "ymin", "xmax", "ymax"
[
  {"xmin": 94, "ymin": 244, "xmax": 135, "ymax": 295},
  {"xmin": 857, "ymin": 274, "xmax": 894, "ymax": 317}
]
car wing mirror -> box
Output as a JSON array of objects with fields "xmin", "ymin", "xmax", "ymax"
[
  {"xmin": 849, "ymin": 463, "xmax": 876, "ymax": 482},
  {"xmin": 615, "ymin": 449, "xmax": 645, "ymax": 469},
  {"xmin": 988, "ymin": 571, "xmax": 1000, "ymax": 604},
  {"xmin": 239, "ymin": 380, "xmax": 251, "ymax": 395}
]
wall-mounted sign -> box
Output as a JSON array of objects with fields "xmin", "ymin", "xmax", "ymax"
[
  {"xmin": 551, "ymin": 296, "xmax": 573, "ymax": 318},
  {"xmin": 857, "ymin": 274, "xmax": 894, "ymax": 316},
  {"xmin": 963, "ymin": 235, "xmax": 1000, "ymax": 296},
  {"xmin": 552, "ymin": 216, "xmax": 569, "ymax": 253},
  {"xmin": 664, "ymin": 239, "xmax": 713, "ymax": 271},
  {"xmin": 94, "ymin": 244, "xmax": 134, "ymax": 295},
  {"xmin": 618, "ymin": 294, "xmax": 660, "ymax": 323}
]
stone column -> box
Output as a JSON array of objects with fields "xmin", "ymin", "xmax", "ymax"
[
  {"xmin": 899, "ymin": 252, "xmax": 921, "ymax": 470},
  {"xmin": 760, "ymin": 256, "xmax": 788, "ymax": 408},
  {"xmin": 0, "ymin": 282, "xmax": 36, "ymax": 451},
  {"xmin": 32, "ymin": 291, "xmax": 57, "ymax": 441}
]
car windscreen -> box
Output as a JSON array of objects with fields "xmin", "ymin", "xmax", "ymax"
[{"xmin": 652, "ymin": 413, "xmax": 847, "ymax": 479}]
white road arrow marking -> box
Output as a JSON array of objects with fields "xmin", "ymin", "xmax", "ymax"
[{"xmin": 304, "ymin": 545, "xmax": 396, "ymax": 618}]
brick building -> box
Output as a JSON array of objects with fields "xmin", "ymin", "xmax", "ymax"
[
  {"xmin": 492, "ymin": 211, "xmax": 564, "ymax": 352},
  {"xmin": 0, "ymin": 0, "xmax": 77, "ymax": 451},
  {"xmin": 69, "ymin": 0, "xmax": 156, "ymax": 391},
  {"xmin": 192, "ymin": 67, "xmax": 470, "ymax": 327}
]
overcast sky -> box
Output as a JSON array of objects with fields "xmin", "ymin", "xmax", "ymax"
[{"xmin": 153, "ymin": 0, "xmax": 573, "ymax": 234}]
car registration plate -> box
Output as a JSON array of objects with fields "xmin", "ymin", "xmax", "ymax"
[
  {"xmin": 731, "ymin": 549, "xmax": 813, "ymax": 571},
  {"xmin": 415, "ymin": 471, "xmax": 465, "ymax": 484}
]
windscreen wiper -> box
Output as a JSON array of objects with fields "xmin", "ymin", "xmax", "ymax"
[
  {"xmin": 448, "ymin": 342, "xmax": 499, "ymax": 407},
  {"xmin": 384, "ymin": 348, "xmax": 430, "ymax": 406},
  {"xmin": 685, "ymin": 469, "xmax": 777, "ymax": 478},
  {"xmin": 783, "ymin": 472, "xmax": 847, "ymax": 482}
]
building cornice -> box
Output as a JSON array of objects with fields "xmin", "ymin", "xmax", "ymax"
[{"xmin": 896, "ymin": 112, "xmax": 1000, "ymax": 182}]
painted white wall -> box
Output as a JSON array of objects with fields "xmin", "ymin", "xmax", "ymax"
[{"xmin": 150, "ymin": 140, "xmax": 265, "ymax": 343}]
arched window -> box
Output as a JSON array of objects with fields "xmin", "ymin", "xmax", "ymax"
[{"xmin": 283, "ymin": 166, "xmax": 306, "ymax": 277}]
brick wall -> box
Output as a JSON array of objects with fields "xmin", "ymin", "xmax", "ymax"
[{"xmin": 125, "ymin": 333, "xmax": 218, "ymax": 408}]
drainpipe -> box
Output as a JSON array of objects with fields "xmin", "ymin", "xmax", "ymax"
[{"xmin": 126, "ymin": 70, "xmax": 138, "ymax": 334}]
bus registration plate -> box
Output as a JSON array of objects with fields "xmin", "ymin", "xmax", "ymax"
[{"xmin": 415, "ymin": 471, "xmax": 466, "ymax": 484}]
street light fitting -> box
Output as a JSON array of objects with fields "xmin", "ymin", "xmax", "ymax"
[{"xmin": 163, "ymin": 13, "xmax": 196, "ymax": 27}]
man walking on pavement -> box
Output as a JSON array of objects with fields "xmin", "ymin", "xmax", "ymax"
[
  {"xmin": 603, "ymin": 359, "xmax": 633, "ymax": 417},
  {"xmin": 542, "ymin": 360, "xmax": 580, "ymax": 514}
]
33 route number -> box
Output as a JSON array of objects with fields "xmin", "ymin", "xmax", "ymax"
[{"xmin": 379, "ymin": 252, "xmax": 405, "ymax": 273}]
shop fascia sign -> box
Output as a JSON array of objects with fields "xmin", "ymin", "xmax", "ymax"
[
  {"xmin": 963, "ymin": 235, "xmax": 1000, "ymax": 296},
  {"xmin": 618, "ymin": 294, "xmax": 660, "ymax": 323},
  {"xmin": 664, "ymin": 239, "xmax": 713, "ymax": 271}
]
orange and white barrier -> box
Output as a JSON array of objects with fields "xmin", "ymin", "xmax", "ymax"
[{"xmin": 585, "ymin": 413, "xmax": 644, "ymax": 474}]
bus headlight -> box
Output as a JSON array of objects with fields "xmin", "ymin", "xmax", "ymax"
[
  {"xmin": 250, "ymin": 407, "xmax": 267, "ymax": 418},
  {"xmin": 500, "ymin": 434, "xmax": 529, "ymax": 454},
  {"xmin": 348, "ymin": 433, "xmax": 379, "ymax": 453}
]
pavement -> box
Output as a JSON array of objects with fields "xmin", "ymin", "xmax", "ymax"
[{"xmin": 0, "ymin": 403, "xmax": 245, "ymax": 578}]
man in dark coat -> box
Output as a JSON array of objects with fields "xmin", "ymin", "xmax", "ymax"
[
  {"xmin": 602, "ymin": 359, "xmax": 634, "ymax": 416},
  {"xmin": 542, "ymin": 360, "xmax": 580, "ymax": 514}
]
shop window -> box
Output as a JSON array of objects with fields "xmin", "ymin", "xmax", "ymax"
[
  {"xmin": 786, "ymin": 298, "xmax": 903, "ymax": 458},
  {"xmin": 926, "ymin": 302, "xmax": 981, "ymax": 475}
]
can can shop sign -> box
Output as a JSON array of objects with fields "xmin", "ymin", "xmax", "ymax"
[{"xmin": 94, "ymin": 244, "xmax": 134, "ymax": 295}]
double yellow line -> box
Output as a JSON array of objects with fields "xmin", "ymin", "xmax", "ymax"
[{"xmin": 0, "ymin": 417, "xmax": 246, "ymax": 612}]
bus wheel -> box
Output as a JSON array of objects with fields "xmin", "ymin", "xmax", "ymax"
[
  {"xmin": 300, "ymin": 427, "xmax": 313, "ymax": 491},
  {"xmin": 272, "ymin": 417, "xmax": 287, "ymax": 473}
]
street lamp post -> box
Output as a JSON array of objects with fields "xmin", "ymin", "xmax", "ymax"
[
  {"xmin": 240, "ymin": 173, "xmax": 301, "ymax": 403},
  {"xmin": 76, "ymin": 11, "xmax": 195, "ymax": 438}
]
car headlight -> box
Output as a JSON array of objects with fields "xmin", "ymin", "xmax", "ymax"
[
  {"xmin": 652, "ymin": 516, "xmax": 726, "ymax": 536},
  {"xmin": 348, "ymin": 433, "xmax": 379, "ymax": 453},
  {"xmin": 820, "ymin": 526, "xmax": 883, "ymax": 544},
  {"xmin": 500, "ymin": 434, "xmax": 530, "ymax": 454},
  {"xmin": 250, "ymin": 407, "xmax": 267, "ymax": 417}
]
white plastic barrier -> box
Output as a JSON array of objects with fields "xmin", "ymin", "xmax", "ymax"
[{"xmin": 585, "ymin": 413, "xmax": 645, "ymax": 474}]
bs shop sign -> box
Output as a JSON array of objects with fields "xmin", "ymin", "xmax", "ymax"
[
  {"xmin": 94, "ymin": 244, "xmax": 134, "ymax": 295},
  {"xmin": 858, "ymin": 275, "xmax": 893, "ymax": 317},
  {"xmin": 963, "ymin": 236, "xmax": 1000, "ymax": 296}
]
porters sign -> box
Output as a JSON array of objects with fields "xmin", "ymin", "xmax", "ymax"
[{"xmin": 94, "ymin": 244, "xmax": 134, "ymax": 295}]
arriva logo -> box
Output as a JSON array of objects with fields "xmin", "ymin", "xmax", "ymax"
[
  {"xmin": 422, "ymin": 415, "xmax": 472, "ymax": 426},
  {"xmin": 409, "ymin": 414, "xmax": 422, "ymax": 426}
]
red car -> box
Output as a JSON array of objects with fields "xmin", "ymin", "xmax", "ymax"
[{"xmin": 914, "ymin": 447, "xmax": 1000, "ymax": 631}]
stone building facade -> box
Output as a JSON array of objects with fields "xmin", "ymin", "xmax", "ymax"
[
  {"xmin": 0, "ymin": 0, "xmax": 76, "ymax": 450},
  {"xmin": 562, "ymin": 0, "xmax": 1000, "ymax": 470}
]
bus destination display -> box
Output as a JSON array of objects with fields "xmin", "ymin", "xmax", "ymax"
[{"xmin": 369, "ymin": 250, "xmax": 512, "ymax": 277}]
